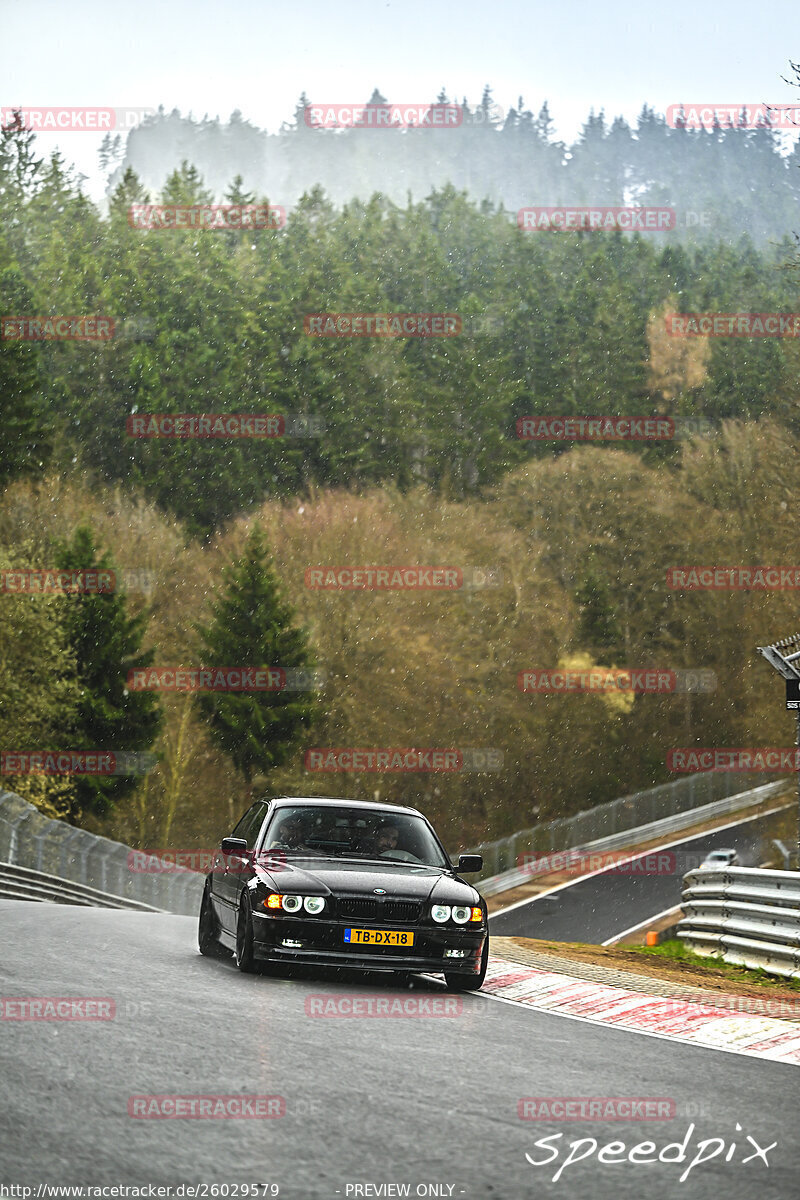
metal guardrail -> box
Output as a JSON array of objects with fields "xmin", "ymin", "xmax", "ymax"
[
  {"xmin": 679, "ymin": 865, "xmax": 800, "ymax": 980},
  {"xmin": 478, "ymin": 780, "xmax": 791, "ymax": 896},
  {"xmin": 0, "ymin": 789, "xmax": 204, "ymax": 916},
  {"xmin": 463, "ymin": 770, "xmax": 776, "ymax": 884},
  {"xmin": 0, "ymin": 861, "xmax": 159, "ymax": 911}
]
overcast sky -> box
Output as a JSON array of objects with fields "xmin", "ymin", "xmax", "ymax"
[{"xmin": 2, "ymin": 0, "xmax": 798, "ymax": 200}]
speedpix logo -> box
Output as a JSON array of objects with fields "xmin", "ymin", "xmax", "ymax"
[{"xmin": 524, "ymin": 1122, "xmax": 776, "ymax": 1185}]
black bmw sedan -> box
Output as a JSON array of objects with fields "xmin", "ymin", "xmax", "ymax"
[{"xmin": 198, "ymin": 796, "xmax": 488, "ymax": 990}]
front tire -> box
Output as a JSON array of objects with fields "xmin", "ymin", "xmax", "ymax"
[
  {"xmin": 235, "ymin": 892, "xmax": 256, "ymax": 973},
  {"xmin": 444, "ymin": 937, "xmax": 488, "ymax": 992},
  {"xmin": 198, "ymin": 885, "xmax": 230, "ymax": 959}
]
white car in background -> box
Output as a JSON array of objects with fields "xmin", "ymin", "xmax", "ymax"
[{"xmin": 698, "ymin": 848, "xmax": 740, "ymax": 869}]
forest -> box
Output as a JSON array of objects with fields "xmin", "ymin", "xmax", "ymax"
[{"xmin": 1, "ymin": 111, "xmax": 799, "ymax": 852}]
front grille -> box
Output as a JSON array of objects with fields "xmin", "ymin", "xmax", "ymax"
[
  {"xmin": 384, "ymin": 900, "xmax": 422, "ymax": 923},
  {"xmin": 339, "ymin": 897, "xmax": 379, "ymax": 920},
  {"xmin": 337, "ymin": 896, "xmax": 422, "ymax": 923}
]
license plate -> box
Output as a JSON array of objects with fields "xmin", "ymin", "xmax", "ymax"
[{"xmin": 344, "ymin": 928, "xmax": 415, "ymax": 946}]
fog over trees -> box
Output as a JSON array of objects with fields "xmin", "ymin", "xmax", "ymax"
[{"xmin": 105, "ymin": 90, "xmax": 800, "ymax": 246}]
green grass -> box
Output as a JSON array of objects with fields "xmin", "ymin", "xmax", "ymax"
[{"xmin": 633, "ymin": 938, "xmax": 800, "ymax": 992}]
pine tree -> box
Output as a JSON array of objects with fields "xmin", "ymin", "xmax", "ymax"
[
  {"xmin": 55, "ymin": 526, "xmax": 163, "ymax": 815},
  {"xmin": 0, "ymin": 237, "xmax": 50, "ymax": 488},
  {"xmin": 195, "ymin": 525, "xmax": 316, "ymax": 786}
]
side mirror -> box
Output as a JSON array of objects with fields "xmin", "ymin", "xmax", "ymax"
[
  {"xmin": 456, "ymin": 854, "xmax": 483, "ymax": 873},
  {"xmin": 221, "ymin": 837, "xmax": 249, "ymax": 857}
]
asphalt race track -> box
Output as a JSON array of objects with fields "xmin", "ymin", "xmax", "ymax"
[
  {"xmin": 489, "ymin": 810, "xmax": 787, "ymax": 942},
  {"xmin": 1, "ymin": 901, "xmax": 798, "ymax": 1199}
]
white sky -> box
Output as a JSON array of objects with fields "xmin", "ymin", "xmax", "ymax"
[{"xmin": 2, "ymin": 0, "xmax": 798, "ymax": 200}]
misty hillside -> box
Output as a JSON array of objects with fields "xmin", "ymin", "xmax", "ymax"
[{"xmin": 105, "ymin": 91, "xmax": 800, "ymax": 246}]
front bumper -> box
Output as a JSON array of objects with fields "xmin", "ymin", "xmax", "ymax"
[{"xmin": 251, "ymin": 911, "xmax": 486, "ymax": 974}]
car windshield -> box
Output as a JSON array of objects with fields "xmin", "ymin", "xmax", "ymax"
[{"xmin": 261, "ymin": 806, "xmax": 449, "ymax": 867}]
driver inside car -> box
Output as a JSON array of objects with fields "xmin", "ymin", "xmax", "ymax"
[
  {"xmin": 375, "ymin": 822, "xmax": 401, "ymax": 855},
  {"xmin": 268, "ymin": 814, "xmax": 310, "ymax": 851}
]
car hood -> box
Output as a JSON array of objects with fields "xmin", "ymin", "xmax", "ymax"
[{"xmin": 254, "ymin": 858, "xmax": 479, "ymax": 904}]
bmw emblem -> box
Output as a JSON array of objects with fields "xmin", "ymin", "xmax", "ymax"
[{"xmin": 373, "ymin": 888, "xmax": 386, "ymax": 895}]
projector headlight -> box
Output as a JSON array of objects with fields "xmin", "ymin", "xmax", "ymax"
[
  {"xmin": 431, "ymin": 904, "xmax": 451, "ymax": 924},
  {"xmin": 452, "ymin": 905, "xmax": 471, "ymax": 924},
  {"xmin": 281, "ymin": 894, "xmax": 302, "ymax": 913},
  {"xmin": 303, "ymin": 896, "xmax": 325, "ymax": 914}
]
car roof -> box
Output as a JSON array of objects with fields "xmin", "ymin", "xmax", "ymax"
[{"xmin": 267, "ymin": 796, "xmax": 424, "ymax": 818}]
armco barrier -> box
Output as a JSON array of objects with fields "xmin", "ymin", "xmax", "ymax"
[
  {"xmin": 0, "ymin": 789, "xmax": 203, "ymax": 916},
  {"xmin": 678, "ymin": 865, "xmax": 800, "ymax": 980},
  {"xmin": 0, "ymin": 862, "xmax": 159, "ymax": 911},
  {"xmin": 464, "ymin": 770, "xmax": 775, "ymax": 883},
  {"xmin": 477, "ymin": 780, "xmax": 790, "ymax": 896}
]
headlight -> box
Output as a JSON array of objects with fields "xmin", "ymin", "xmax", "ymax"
[
  {"xmin": 431, "ymin": 904, "xmax": 451, "ymax": 924},
  {"xmin": 452, "ymin": 905, "xmax": 471, "ymax": 924},
  {"xmin": 281, "ymin": 895, "xmax": 302, "ymax": 913},
  {"xmin": 303, "ymin": 896, "xmax": 325, "ymax": 914},
  {"xmin": 470, "ymin": 906, "xmax": 483, "ymax": 922}
]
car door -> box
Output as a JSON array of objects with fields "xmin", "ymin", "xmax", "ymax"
[{"xmin": 212, "ymin": 801, "xmax": 269, "ymax": 932}]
